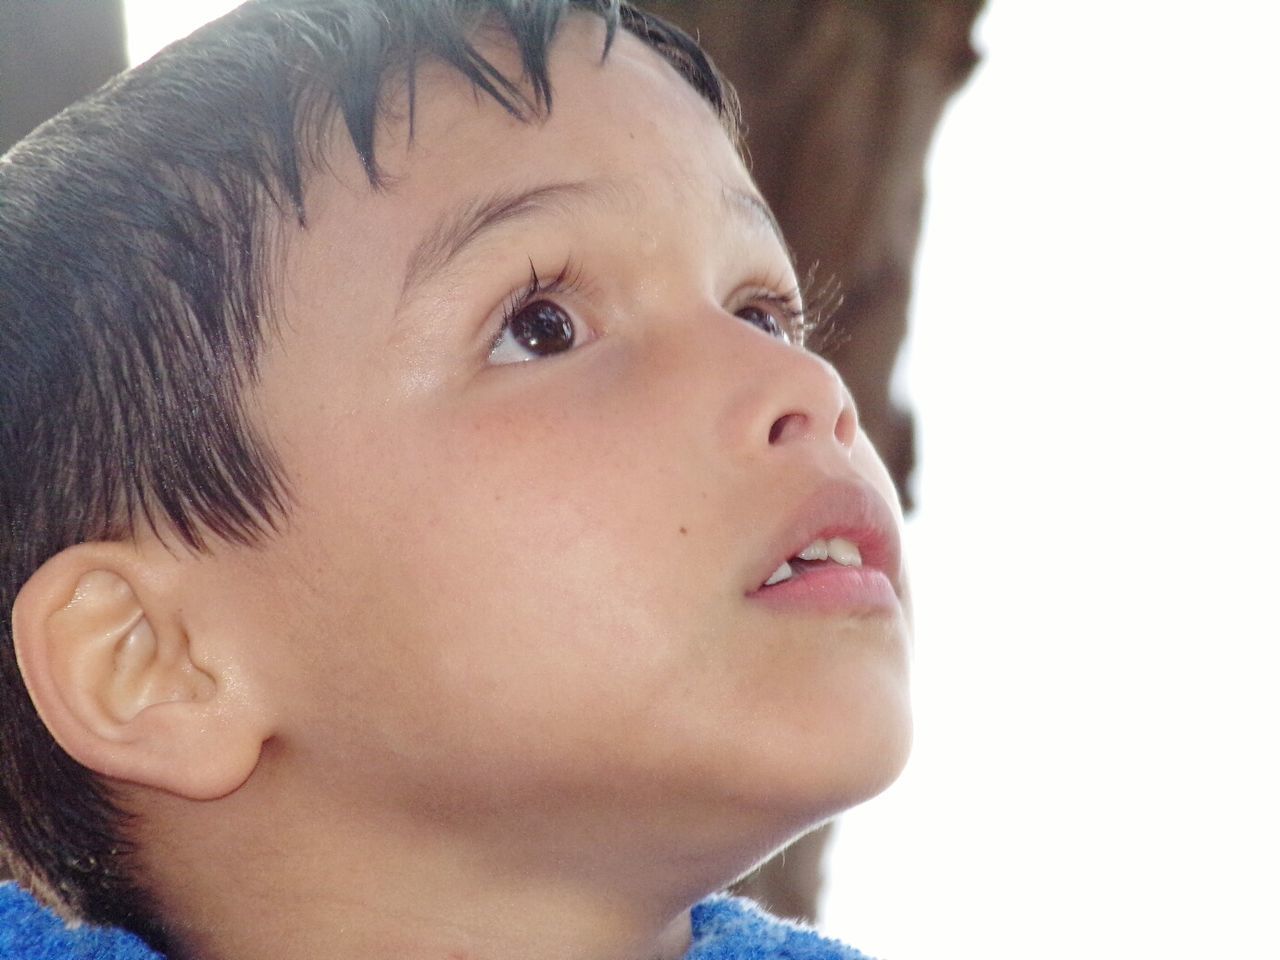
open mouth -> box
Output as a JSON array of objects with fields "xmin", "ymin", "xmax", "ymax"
[
  {"xmin": 762, "ymin": 536, "xmax": 863, "ymax": 587},
  {"xmin": 750, "ymin": 529, "xmax": 898, "ymax": 616},
  {"xmin": 745, "ymin": 476, "xmax": 903, "ymax": 614}
]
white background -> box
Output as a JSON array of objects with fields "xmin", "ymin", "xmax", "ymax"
[
  {"xmin": 821, "ymin": 3, "xmax": 1280, "ymax": 958},
  {"xmin": 125, "ymin": 3, "xmax": 1280, "ymax": 958}
]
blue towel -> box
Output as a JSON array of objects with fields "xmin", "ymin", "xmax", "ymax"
[
  {"xmin": 1, "ymin": 883, "xmax": 873, "ymax": 959},
  {"xmin": 688, "ymin": 896, "xmax": 875, "ymax": 960},
  {"xmin": 0, "ymin": 883, "xmax": 156, "ymax": 959}
]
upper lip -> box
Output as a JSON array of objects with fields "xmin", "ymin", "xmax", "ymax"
[{"xmin": 745, "ymin": 477, "xmax": 903, "ymax": 594}]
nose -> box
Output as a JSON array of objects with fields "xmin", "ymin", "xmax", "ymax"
[
  {"xmin": 767, "ymin": 391, "xmax": 857, "ymax": 449},
  {"xmin": 718, "ymin": 326, "xmax": 859, "ymax": 459}
]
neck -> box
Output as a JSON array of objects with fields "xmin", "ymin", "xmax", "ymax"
[{"xmin": 133, "ymin": 784, "xmax": 708, "ymax": 960}]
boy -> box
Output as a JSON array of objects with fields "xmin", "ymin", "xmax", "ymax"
[{"xmin": 0, "ymin": 1, "xmax": 912, "ymax": 957}]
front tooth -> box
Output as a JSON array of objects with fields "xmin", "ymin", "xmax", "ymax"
[
  {"xmin": 827, "ymin": 537, "xmax": 863, "ymax": 567},
  {"xmin": 764, "ymin": 561, "xmax": 794, "ymax": 586},
  {"xmin": 796, "ymin": 539, "xmax": 828, "ymax": 561}
]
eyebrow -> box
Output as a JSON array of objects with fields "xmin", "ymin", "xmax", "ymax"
[
  {"xmin": 398, "ymin": 180, "xmax": 616, "ymax": 306},
  {"xmin": 721, "ymin": 184, "xmax": 786, "ymax": 257},
  {"xmin": 397, "ymin": 177, "xmax": 788, "ymax": 307}
]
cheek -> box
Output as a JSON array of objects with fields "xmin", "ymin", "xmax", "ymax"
[
  {"xmin": 337, "ymin": 408, "xmax": 689, "ymax": 790},
  {"xmin": 360, "ymin": 371, "xmax": 692, "ymax": 666},
  {"xmin": 431, "ymin": 399, "xmax": 628, "ymax": 561},
  {"xmin": 430, "ymin": 355, "xmax": 699, "ymax": 568},
  {"xmin": 853, "ymin": 434, "xmax": 901, "ymax": 513}
]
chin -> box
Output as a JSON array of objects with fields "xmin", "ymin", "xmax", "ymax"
[
  {"xmin": 712, "ymin": 722, "xmax": 912, "ymax": 899},
  {"xmin": 802, "ymin": 717, "xmax": 911, "ymax": 822},
  {"xmin": 772, "ymin": 669, "xmax": 912, "ymax": 815}
]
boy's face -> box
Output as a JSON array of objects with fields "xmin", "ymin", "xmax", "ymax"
[{"xmin": 209, "ymin": 17, "xmax": 911, "ymax": 858}]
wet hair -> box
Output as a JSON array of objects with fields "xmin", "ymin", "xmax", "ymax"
[{"xmin": 0, "ymin": 0, "xmax": 738, "ymax": 950}]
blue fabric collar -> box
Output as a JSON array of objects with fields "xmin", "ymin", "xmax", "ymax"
[
  {"xmin": 688, "ymin": 897, "xmax": 874, "ymax": 960},
  {"xmin": 0, "ymin": 882, "xmax": 157, "ymax": 959},
  {"xmin": 1, "ymin": 883, "xmax": 872, "ymax": 959}
]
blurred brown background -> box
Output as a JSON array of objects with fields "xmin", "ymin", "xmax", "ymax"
[{"xmin": 647, "ymin": 0, "xmax": 983, "ymax": 515}]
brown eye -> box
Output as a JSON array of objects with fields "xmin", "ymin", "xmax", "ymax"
[
  {"xmin": 735, "ymin": 305, "xmax": 785, "ymax": 339},
  {"xmin": 491, "ymin": 299, "xmax": 577, "ymax": 364},
  {"xmin": 511, "ymin": 300, "xmax": 574, "ymax": 354}
]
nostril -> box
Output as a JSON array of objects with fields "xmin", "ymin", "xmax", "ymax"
[
  {"xmin": 768, "ymin": 412, "xmax": 808, "ymax": 445},
  {"xmin": 834, "ymin": 407, "xmax": 856, "ymax": 447}
]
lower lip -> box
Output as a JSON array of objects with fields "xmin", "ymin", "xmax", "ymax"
[{"xmin": 747, "ymin": 565, "xmax": 900, "ymax": 616}]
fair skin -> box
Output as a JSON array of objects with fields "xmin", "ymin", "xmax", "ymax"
[{"xmin": 15, "ymin": 14, "xmax": 911, "ymax": 960}]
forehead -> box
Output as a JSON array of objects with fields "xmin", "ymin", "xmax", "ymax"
[
  {"xmin": 293, "ymin": 14, "xmax": 752, "ymax": 247},
  {"xmin": 260, "ymin": 13, "xmax": 773, "ymax": 390}
]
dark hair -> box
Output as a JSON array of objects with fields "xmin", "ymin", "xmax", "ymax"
[{"xmin": 0, "ymin": 0, "xmax": 738, "ymax": 950}]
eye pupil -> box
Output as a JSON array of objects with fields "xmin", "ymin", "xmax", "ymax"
[
  {"xmin": 737, "ymin": 305, "xmax": 784, "ymax": 339},
  {"xmin": 511, "ymin": 300, "xmax": 575, "ymax": 355}
]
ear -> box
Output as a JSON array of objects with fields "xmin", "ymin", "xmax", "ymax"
[{"xmin": 12, "ymin": 541, "xmax": 268, "ymax": 800}]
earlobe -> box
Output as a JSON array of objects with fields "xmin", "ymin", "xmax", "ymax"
[{"xmin": 12, "ymin": 543, "xmax": 265, "ymax": 801}]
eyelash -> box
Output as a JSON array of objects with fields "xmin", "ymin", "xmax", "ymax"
[
  {"xmin": 738, "ymin": 276, "xmax": 807, "ymax": 343},
  {"xmin": 488, "ymin": 259, "xmax": 587, "ymax": 356},
  {"xmin": 486, "ymin": 259, "xmax": 819, "ymax": 356},
  {"xmin": 790, "ymin": 267, "xmax": 844, "ymax": 353}
]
